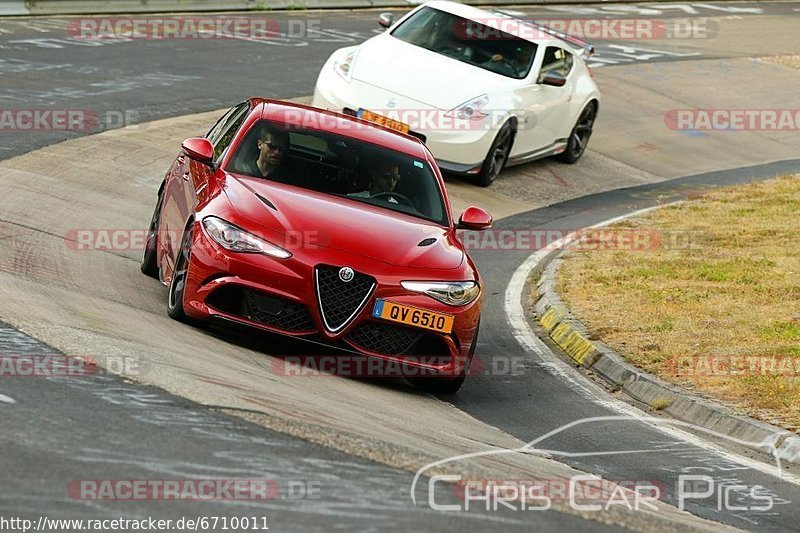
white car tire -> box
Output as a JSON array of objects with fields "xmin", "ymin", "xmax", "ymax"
[{"xmin": 476, "ymin": 121, "xmax": 514, "ymax": 187}]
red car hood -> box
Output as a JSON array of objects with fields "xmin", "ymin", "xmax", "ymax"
[{"xmin": 222, "ymin": 174, "xmax": 464, "ymax": 270}]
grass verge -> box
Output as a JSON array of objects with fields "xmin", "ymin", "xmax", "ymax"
[{"xmin": 556, "ymin": 175, "xmax": 800, "ymax": 431}]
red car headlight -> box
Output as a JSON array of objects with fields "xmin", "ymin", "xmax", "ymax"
[
  {"xmin": 401, "ymin": 281, "xmax": 480, "ymax": 307},
  {"xmin": 202, "ymin": 216, "xmax": 291, "ymax": 259}
]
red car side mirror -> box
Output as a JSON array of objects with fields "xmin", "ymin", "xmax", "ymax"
[
  {"xmin": 457, "ymin": 206, "xmax": 493, "ymax": 230},
  {"xmin": 181, "ymin": 137, "xmax": 214, "ymax": 164}
]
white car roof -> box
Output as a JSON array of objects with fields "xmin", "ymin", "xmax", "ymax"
[{"xmin": 422, "ymin": 0, "xmax": 583, "ymax": 51}]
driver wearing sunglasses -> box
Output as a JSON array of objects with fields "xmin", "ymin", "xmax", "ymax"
[{"xmin": 238, "ymin": 125, "xmax": 290, "ymax": 179}]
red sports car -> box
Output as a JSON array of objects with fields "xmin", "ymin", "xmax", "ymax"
[{"xmin": 141, "ymin": 98, "xmax": 492, "ymax": 393}]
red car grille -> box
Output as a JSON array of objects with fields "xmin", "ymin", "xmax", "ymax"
[
  {"xmin": 314, "ymin": 265, "xmax": 375, "ymax": 332},
  {"xmin": 346, "ymin": 321, "xmax": 422, "ymax": 355}
]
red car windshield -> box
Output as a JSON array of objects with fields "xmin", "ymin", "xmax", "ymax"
[{"xmin": 227, "ymin": 120, "xmax": 448, "ymax": 226}]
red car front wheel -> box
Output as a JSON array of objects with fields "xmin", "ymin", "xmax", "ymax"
[
  {"xmin": 168, "ymin": 226, "xmax": 193, "ymax": 322},
  {"xmin": 140, "ymin": 184, "xmax": 164, "ymax": 279}
]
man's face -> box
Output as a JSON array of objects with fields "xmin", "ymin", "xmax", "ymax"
[
  {"xmin": 372, "ymin": 164, "xmax": 400, "ymax": 193},
  {"xmin": 257, "ymin": 132, "xmax": 287, "ymax": 165}
]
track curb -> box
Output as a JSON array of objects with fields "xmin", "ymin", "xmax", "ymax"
[{"xmin": 529, "ymin": 240, "xmax": 800, "ymax": 467}]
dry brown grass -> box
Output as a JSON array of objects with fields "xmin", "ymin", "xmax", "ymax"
[
  {"xmin": 760, "ymin": 55, "xmax": 800, "ymax": 70},
  {"xmin": 556, "ymin": 175, "xmax": 800, "ymax": 431}
]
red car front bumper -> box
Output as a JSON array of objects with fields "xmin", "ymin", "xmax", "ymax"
[{"xmin": 180, "ymin": 221, "xmax": 482, "ymax": 377}]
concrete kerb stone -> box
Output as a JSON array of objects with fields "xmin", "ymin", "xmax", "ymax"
[
  {"xmin": 531, "ymin": 247, "xmax": 800, "ymax": 466},
  {"xmin": 534, "ymin": 255, "xmax": 601, "ymax": 367}
]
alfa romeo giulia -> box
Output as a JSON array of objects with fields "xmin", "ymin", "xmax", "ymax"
[{"xmin": 141, "ymin": 98, "xmax": 492, "ymax": 393}]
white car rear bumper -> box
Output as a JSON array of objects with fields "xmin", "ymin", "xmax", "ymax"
[{"xmin": 313, "ymin": 67, "xmax": 495, "ymax": 174}]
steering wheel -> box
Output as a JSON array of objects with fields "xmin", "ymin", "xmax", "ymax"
[
  {"xmin": 371, "ymin": 191, "xmax": 415, "ymax": 208},
  {"xmin": 494, "ymin": 57, "xmax": 520, "ymax": 76}
]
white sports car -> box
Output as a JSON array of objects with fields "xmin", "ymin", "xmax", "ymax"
[{"xmin": 312, "ymin": 0, "xmax": 601, "ymax": 186}]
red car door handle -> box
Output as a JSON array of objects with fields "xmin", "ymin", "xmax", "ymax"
[
  {"xmin": 176, "ymin": 155, "xmax": 186, "ymax": 164},
  {"xmin": 182, "ymin": 172, "xmax": 190, "ymax": 181}
]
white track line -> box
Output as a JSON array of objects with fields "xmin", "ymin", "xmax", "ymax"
[{"xmin": 0, "ymin": 394, "xmax": 17, "ymax": 404}]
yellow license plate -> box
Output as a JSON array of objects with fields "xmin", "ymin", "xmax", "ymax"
[
  {"xmin": 358, "ymin": 108, "xmax": 410, "ymax": 134},
  {"xmin": 372, "ymin": 299, "xmax": 454, "ymax": 334}
]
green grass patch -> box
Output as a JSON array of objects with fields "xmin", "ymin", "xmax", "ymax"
[{"xmin": 760, "ymin": 321, "xmax": 800, "ymax": 341}]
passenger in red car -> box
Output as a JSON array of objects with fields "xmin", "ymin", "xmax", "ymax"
[
  {"xmin": 350, "ymin": 161, "xmax": 401, "ymax": 202},
  {"xmin": 370, "ymin": 161, "xmax": 401, "ymax": 195}
]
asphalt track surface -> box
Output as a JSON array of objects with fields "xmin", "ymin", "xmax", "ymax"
[
  {"xmin": 1, "ymin": 323, "xmax": 612, "ymax": 532},
  {"xmin": 1, "ymin": 2, "xmax": 800, "ymax": 531}
]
